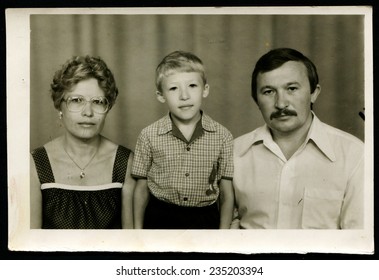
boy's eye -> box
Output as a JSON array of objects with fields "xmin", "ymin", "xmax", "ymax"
[
  {"xmin": 189, "ymin": 83, "xmax": 198, "ymax": 88},
  {"xmin": 169, "ymin": 87, "xmax": 177, "ymax": 91}
]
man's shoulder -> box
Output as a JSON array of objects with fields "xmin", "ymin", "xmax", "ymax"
[
  {"xmin": 202, "ymin": 113, "xmax": 233, "ymax": 136},
  {"xmin": 315, "ymin": 120, "xmax": 364, "ymax": 162},
  {"xmin": 321, "ymin": 121, "xmax": 364, "ymax": 148},
  {"xmin": 233, "ymin": 126, "xmax": 265, "ymax": 155},
  {"xmin": 234, "ymin": 126, "xmax": 264, "ymax": 143}
]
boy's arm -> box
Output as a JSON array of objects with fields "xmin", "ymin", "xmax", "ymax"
[
  {"xmin": 121, "ymin": 152, "xmax": 136, "ymax": 229},
  {"xmin": 230, "ymin": 207, "xmax": 241, "ymax": 229},
  {"xmin": 131, "ymin": 130, "xmax": 152, "ymax": 229},
  {"xmin": 219, "ymin": 179, "xmax": 234, "ymax": 229},
  {"xmin": 133, "ymin": 179, "xmax": 149, "ymax": 229}
]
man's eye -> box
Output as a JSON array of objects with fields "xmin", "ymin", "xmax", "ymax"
[
  {"xmin": 262, "ymin": 89, "xmax": 274, "ymax": 95},
  {"xmin": 288, "ymin": 87, "xmax": 298, "ymax": 91}
]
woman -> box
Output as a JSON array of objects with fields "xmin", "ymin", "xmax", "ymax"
[{"xmin": 30, "ymin": 55, "xmax": 135, "ymax": 229}]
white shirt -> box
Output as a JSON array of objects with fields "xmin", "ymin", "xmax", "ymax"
[{"xmin": 233, "ymin": 114, "xmax": 364, "ymax": 229}]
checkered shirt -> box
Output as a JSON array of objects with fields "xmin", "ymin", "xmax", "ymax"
[{"xmin": 132, "ymin": 112, "xmax": 234, "ymax": 207}]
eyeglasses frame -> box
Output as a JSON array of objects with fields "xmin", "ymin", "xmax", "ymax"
[{"xmin": 61, "ymin": 95, "xmax": 110, "ymax": 114}]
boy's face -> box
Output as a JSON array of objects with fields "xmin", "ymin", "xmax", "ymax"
[{"xmin": 157, "ymin": 71, "xmax": 209, "ymax": 125}]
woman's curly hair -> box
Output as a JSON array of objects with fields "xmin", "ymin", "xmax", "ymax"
[{"xmin": 50, "ymin": 55, "xmax": 119, "ymax": 110}]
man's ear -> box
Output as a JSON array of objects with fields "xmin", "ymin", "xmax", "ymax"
[
  {"xmin": 202, "ymin": 84, "xmax": 210, "ymax": 98},
  {"xmin": 156, "ymin": 91, "xmax": 166, "ymax": 103},
  {"xmin": 310, "ymin": 84, "xmax": 321, "ymax": 103}
]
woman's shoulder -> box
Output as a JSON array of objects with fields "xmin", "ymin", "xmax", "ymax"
[
  {"xmin": 32, "ymin": 137, "xmax": 63, "ymax": 158},
  {"xmin": 100, "ymin": 136, "xmax": 132, "ymax": 156}
]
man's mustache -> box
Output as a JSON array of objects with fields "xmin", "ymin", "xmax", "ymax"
[{"xmin": 270, "ymin": 108, "xmax": 297, "ymax": 120}]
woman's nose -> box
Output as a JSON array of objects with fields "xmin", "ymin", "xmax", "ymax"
[{"xmin": 82, "ymin": 101, "xmax": 94, "ymax": 116}]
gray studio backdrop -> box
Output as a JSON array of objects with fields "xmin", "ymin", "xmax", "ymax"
[{"xmin": 30, "ymin": 14, "xmax": 365, "ymax": 152}]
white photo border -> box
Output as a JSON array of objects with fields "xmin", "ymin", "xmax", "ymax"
[{"xmin": 6, "ymin": 6, "xmax": 374, "ymax": 254}]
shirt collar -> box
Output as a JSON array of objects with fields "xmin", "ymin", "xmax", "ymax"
[
  {"xmin": 306, "ymin": 113, "xmax": 336, "ymax": 162},
  {"xmin": 236, "ymin": 125, "xmax": 268, "ymax": 157},
  {"xmin": 157, "ymin": 111, "xmax": 217, "ymax": 136},
  {"xmin": 158, "ymin": 114, "xmax": 173, "ymax": 135},
  {"xmin": 201, "ymin": 112, "xmax": 217, "ymax": 132},
  {"xmin": 237, "ymin": 112, "xmax": 336, "ymax": 162}
]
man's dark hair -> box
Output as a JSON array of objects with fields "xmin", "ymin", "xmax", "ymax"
[{"xmin": 251, "ymin": 48, "xmax": 319, "ymax": 103}]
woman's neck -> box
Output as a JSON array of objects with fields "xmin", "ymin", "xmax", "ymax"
[{"xmin": 63, "ymin": 134, "xmax": 102, "ymax": 156}]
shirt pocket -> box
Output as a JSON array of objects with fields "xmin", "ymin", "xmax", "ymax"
[{"xmin": 301, "ymin": 186, "xmax": 345, "ymax": 229}]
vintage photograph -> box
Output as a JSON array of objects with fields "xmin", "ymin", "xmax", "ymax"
[{"xmin": 7, "ymin": 7, "xmax": 373, "ymax": 253}]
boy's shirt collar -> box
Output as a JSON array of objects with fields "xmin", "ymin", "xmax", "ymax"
[
  {"xmin": 172, "ymin": 117, "xmax": 203, "ymax": 143},
  {"xmin": 158, "ymin": 111, "xmax": 217, "ymax": 143}
]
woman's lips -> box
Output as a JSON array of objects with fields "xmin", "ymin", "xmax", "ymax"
[{"xmin": 78, "ymin": 122, "xmax": 96, "ymax": 127}]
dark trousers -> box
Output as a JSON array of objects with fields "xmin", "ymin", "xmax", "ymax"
[{"xmin": 144, "ymin": 194, "xmax": 220, "ymax": 229}]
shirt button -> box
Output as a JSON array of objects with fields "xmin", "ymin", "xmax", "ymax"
[
  {"xmin": 183, "ymin": 197, "xmax": 188, "ymax": 201},
  {"xmin": 185, "ymin": 172, "xmax": 190, "ymax": 177},
  {"xmin": 186, "ymin": 146, "xmax": 190, "ymax": 151}
]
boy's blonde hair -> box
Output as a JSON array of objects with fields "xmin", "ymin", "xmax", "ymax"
[{"xmin": 155, "ymin": 50, "xmax": 207, "ymax": 92}]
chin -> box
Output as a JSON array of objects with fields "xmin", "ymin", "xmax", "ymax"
[{"xmin": 77, "ymin": 133, "xmax": 99, "ymax": 140}]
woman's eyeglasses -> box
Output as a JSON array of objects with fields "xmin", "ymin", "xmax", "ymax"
[{"xmin": 62, "ymin": 96, "xmax": 110, "ymax": 114}]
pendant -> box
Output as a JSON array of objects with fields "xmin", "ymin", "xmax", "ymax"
[{"xmin": 80, "ymin": 171, "xmax": 85, "ymax": 179}]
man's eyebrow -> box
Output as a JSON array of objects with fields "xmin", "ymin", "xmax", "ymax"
[{"xmin": 258, "ymin": 85, "xmax": 274, "ymax": 91}]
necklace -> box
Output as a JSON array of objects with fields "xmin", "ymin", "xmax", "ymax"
[{"xmin": 63, "ymin": 142, "xmax": 99, "ymax": 179}]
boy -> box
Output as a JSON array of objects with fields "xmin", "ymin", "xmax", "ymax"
[{"xmin": 132, "ymin": 51, "xmax": 234, "ymax": 229}]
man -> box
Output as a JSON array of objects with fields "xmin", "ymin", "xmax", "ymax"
[{"xmin": 233, "ymin": 48, "xmax": 364, "ymax": 229}]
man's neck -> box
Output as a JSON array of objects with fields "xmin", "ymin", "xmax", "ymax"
[{"xmin": 271, "ymin": 114, "xmax": 313, "ymax": 160}]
